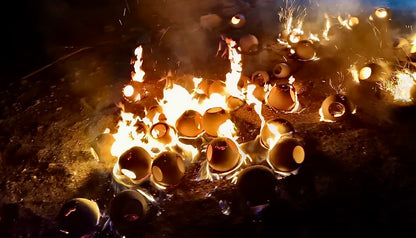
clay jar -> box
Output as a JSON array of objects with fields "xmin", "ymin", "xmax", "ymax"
[
  {"xmin": 207, "ymin": 137, "xmax": 240, "ymax": 173},
  {"xmin": 266, "ymin": 84, "xmax": 296, "ymax": 111},
  {"xmin": 152, "ymin": 151, "xmax": 185, "ymax": 187},
  {"xmin": 176, "ymin": 110, "xmax": 204, "ymax": 137},
  {"xmin": 118, "ymin": 146, "xmax": 152, "ymax": 182},
  {"xmin": 110, "ymin": 190, "xmax": 148, "ymax": 235},
  {"xmin": 268, "ymin": 137, "xmax": 305, "ymax": 173},
  {"xmin": 202, "ymin": 107, "xmax": 230, "ymax": 137},
  {"xmin": 320, "ymin": 94, "xmax": 353, "ymax": 122}
]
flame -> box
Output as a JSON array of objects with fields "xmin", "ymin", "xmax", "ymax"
[
  {"xmin": 319, "ymin": 107, "xmax": 335, "ymax": 122},
  {"xmin": 322, "ymin": 14, "xmax": 331, "ymax": 41},
  {"xmin": 225, "ymin": 38, "xmax": 243, "ymax": 99},
  {"xmin": 217, "ymin": 119, "xmax": 237, "ymax": 139},
  {"xmin": 349, "ymin": 65, "xmax": 360, "ymax": 83},
  {"xmin": 337, "ymin": 15, "xmax": 359, "ymax": 30},
  {"xmin": 288, "ymin": 76, "xmax": 301, "ymax": 113},
  {"xmin": 132, "ymin": 46, "xmax": 145, "ymax": 82},
  {"xmin": 245, "ymin": 84, "xmax": 266, "ymax": 128},
  {"xmin": 264, "ymin": 123, "xmax": 282, "ymax": 148},
  {"xmin": 384, "ymin": 70, "xmax": 416, "ymax": 103},
  {"xmin": 111, "ymin": 107, "xmax": 144, "ymax": 158}
]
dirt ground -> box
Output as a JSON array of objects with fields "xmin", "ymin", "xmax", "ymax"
[{"xmin": 1, "ymin": 1, "xmax": 416, "ymax": 237}]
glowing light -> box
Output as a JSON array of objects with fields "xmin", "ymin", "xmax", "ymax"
[
  {"xmin": 264, "ymin": 123, "xmax": 282, "ymax": 148},
  {"xmin": 348, "ymin": 17, "xmax": 359, "ymax": 27},
  {"xmin": 218, "ymin": 119, "xmax": 237, "ymax": 139},
  {"xmin": 323, "ymin": 14, "xmax": 331, "ymax": 40},
  {"xmin": 385, "ymin": 71, "xmax": 416, "ymax": 102},
  {"xmin": 121, "ymin": 169, "xmax": 137, "ymax": 179},
  {"xmin": 375, "ymin": 8, "xmax": 388, "ymax": 19},
  {"xmin": 132, "ymin": 46, "xmax": 145, "ymax": 82},
  {"xmin": 349, "ymin": 65, "xmax": 360, "ymax": 83},
  {"xmin": 359, "ymin": 67, "xmax": 372, "ymax": 80},
  {"xmin": 225, "ymin": 38, "xmax": 243, "ymax": 99},
  {"xmin": 123, "ymin": 85, "xmax": 134, "ymax": 97},
  {"xmin": 231, "ymin": 16, "xmax": 241, "ymax": 25}
]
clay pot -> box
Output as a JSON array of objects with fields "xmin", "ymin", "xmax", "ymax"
[
  {"xmin": 239, "ymin": 34, "xmax": 259, "ymax": 54},
  {"xmin": 358, "ymin": 63, "xmax": 391, "ymax": 82},
  {"xmin": 320, "ymin": 94, "xmax": 353, "ymax": 122},
  {"xmin": 251, "ymin": 71, "xmax": 270, "ymax": 86},
  {"xmin": 152, "ymin": 151, "xmax": 185, "ymax": 186},
  {"xmin": 110, "ymin": 190, "xmax": 148, "ymax": 235},
  {"xmin": 268, "ymin": 137, "xmax": 305, "ymax": 173},
  {"xmin": 230, "ymin": 14, "xmax": 246, "ymax": 28},
  {"xmin": 295, "ymin": 40, "xmax": 315, "ymax": 60},
  {"xmin": 260, "ymin": 118, "xmax": 295, "ymax": 149},
  {"xmin": 237, "ymin": 165, "xmax": 276, "ymax": 207},
  {"xmin": 176, "ymin": 110, "xmax": 204, "ymax": 137},
  {"xmin": 118, "ymin": 146, "xmax": 152, "ymax": 182},
  {"xmin": 207, "ymin": 137, "xmax": 240, "ymax": 172},
  {"xmin": 202, "ymin": 107, "xmax": 230, "ymax": 137},
  {"xmin": 150, "ymin": 122, "xmax": 173, "ymax": 144},
  {"xmin": 272, "ymin": 63, "xmax": 291, "ymax": 78},
  {"xmin": 57, "ymin": 198, "xmax": 100, "ymax": 237},
  {"xmin": 266, "ymin": 84, "xmax": 296, "ymax": 111}
]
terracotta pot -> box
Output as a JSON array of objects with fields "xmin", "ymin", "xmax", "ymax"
[
  {"xmin": 176, "ymin": 110, "xmax": 204, "ymax": 137},
  {"xmin": 150, "ymin": 122, "xmax": 173, "ymax": 144},
  {"xmin": 266, "ymin": 84, "xmax": 296, "ymax": 111},
  {"xmin": 320, "ymin": 94, "xmax": 353, "ymax": 122},
  {"xmin": 202, "ymin": 107, "xmax": 230, "ymax": 137},
  {"xmin": 239, "ymin": 34, "xmax": 259, "ymax": 54},
  {"xmin": 260, "ymin": 118, "xmax": 295, "ymax": 149},
  {"xmin": 110, "ymin": 190, "xmax": 148, "ymax": 235},
  {"xmin": 118, "ymin": 146, "xmax": 152, "ymax": 182},
  {"xmin": 152, "ymin": 151, "xmax": 185, "ymax": 186},
  {"xmin": 58, "ymin": 198, "xmax": 100, "ymax": 237},
  {"xmin": 272, "ymin": 62, "xmax": 291, "ymax": 78},
  {"xmin": 230, "ymin": 14, "xmax": 246, "ymax": 28},
  {"xmin": 268, "ymin": 137, "xmax": 305, "ymax": 173},
  {"xmin": 251, "ymin": 71, "xmax": 270, "ymax": 86},
  {"xmin": 207, "ymin": 137, "xmax": 240, "ymax": 172}
]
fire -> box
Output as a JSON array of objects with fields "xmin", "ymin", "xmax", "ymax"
[
  {"xmin": 132, "ymin": 46, "xmax": 145, "ymax": 82},
  {"xmin": 349, "ymin": 65, "xmax": 360, "ymax": 83},
  {"xmin": 384, "ymin": 70, "xmax": 416, "ymax": 103},
  {"xmin": 225, "ymin": 38, "xmax": 243, "ymax": 99},
  {"xmin": 322, "ymin": 14, "xmax": 331, "ymax": 41}
]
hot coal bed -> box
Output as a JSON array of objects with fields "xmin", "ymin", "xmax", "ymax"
[{"xmin": 1, "ymin": 1, "xmax": 416, "ymax": 237}]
